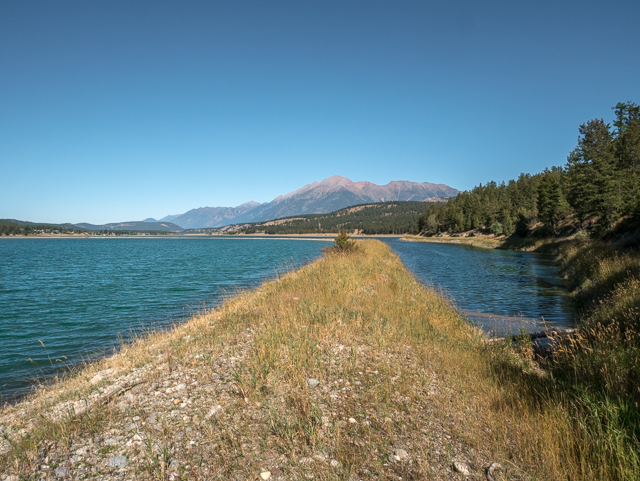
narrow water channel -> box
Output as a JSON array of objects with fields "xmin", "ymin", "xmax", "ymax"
[{"xmin": 381, "ymin": 238, "xmax": 575, "ymax": 337}]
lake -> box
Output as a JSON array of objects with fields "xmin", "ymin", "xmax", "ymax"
[
  {"xmin": 382, "ymin": 238, "xmax": 574, "ymax": 336},
  {"xmin": 0, "ymin": 236, "xmax": 573, "ymax": 401},
  {"xmin": 0, "ymin": 237, "xmax": 331, "ymax": 401}
]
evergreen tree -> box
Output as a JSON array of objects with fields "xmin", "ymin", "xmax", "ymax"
[
  {"xmin": 613, "ymin": 102, "xmax": 640, "ymax": 214},
  {"xmin": 566, "ymin": 118, "xmax": 619, "ymax": 231},
  {"xmin": 537, "ymin": 167, "xmax": 569, "ymax": 235}
]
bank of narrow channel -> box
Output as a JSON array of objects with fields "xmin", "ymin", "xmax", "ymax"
[{"xmin": 382, "ymin": 237, "xmax": 575, "ymax": 337}]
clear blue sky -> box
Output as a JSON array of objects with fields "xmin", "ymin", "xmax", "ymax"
[{"xmin": 1, "ymin": 1, "xmax": 639, "ymax": 224}]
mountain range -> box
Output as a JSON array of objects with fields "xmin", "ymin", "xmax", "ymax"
[
  {"xmin": 76, "ymin": 221, "xmax": 183, "ymax": 232},
  {"xmin": 156, "ymin": 176, "xmax": 458, "ymax": 229}
]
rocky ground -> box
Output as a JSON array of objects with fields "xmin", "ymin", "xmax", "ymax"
[
  {"xmin": 0, "ymin": 337, "xmax": 507, "ymax": 480},
  {"xmin": 1, "ymin": 242, "xmax": 516, "ymax": 480}
]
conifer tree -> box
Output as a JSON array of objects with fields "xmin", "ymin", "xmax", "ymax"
[
  {"xmin": 566, "ymin": 118, "xmax": 619, "ymax": 231},
  {"xmin": 613, "ymin": 102, "xmax": 640, "ymax": 214},
  {"xmin": 537, "ymin": 167, "xmax": 569, "ymax": 235}
]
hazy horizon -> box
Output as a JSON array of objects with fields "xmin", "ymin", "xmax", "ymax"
[{"xmin": 2, "ymin": 1, "xmax": 639, "ymax": 224}]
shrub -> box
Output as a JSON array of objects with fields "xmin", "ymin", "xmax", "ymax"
[
  {"xmin": 323, "ymin": 233, "xmax": 357, "ymax": 255},
  {"xmin": 489, "ymin": 222, "xmax": 503, "ymax": 235},
  {"xmin": 502, "ymin": 215, "xmax": 515, "ymax": 236}
]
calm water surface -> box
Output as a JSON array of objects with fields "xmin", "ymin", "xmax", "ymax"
[
  {"xmin": 0, "ymin": 236, "xmax": 573, "ymax": 400},
  {"xmin": 382, "ymin": 238, "xmax": 574, "ymax": 335},
  {"xmin": 0, "ymin": 237, "xmax": 330, "ymax": 400}
]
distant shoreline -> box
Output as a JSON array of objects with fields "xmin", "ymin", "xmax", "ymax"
[{"xmin": 0, "ymin": 233, "xmax": 403, "ymax": 240}]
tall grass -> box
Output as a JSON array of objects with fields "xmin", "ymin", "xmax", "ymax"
[{"xmin": 2, "ymin": 239, "xmax": 638, "ymax": 479}]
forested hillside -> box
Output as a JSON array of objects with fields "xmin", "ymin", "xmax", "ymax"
[
  {"xmin": 236, "ymin": 201, "xmax": 436, "ymax": 235},
  {"xmin": 415, "ymin": 103, "xmax": 640, "ymax": 479},
  {"xmin": 0, "ymin": 219, "xmax": 175, "ymax": 236},
  {"xmin": 0, "ymin": 219, "xmax": 81, "ymax": 236},
  {"xmin": 418, "ymin": 101, "xmax": 640, "ymax": 238}
]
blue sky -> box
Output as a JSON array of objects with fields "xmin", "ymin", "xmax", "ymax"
[{"xmin": 1, "ymin": 1, "xmax": 639, "ymax": 224}]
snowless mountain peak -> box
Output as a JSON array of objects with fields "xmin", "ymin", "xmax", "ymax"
[{"xmin": 159, "ymin": 176, "xmax": 459, "ymax": 229}]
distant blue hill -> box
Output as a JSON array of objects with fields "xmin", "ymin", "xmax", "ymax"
[{"xmin": 75, "ymin": 221, "xmax": 183, "ymax": 232}]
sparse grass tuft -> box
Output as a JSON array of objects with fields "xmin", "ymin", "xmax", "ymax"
[{"xmin": 1, "ymin": 240, "xmax": 638, "ymax": 479}]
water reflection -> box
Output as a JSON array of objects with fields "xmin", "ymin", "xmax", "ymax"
[{"xmin": 381, "ymin": 238, "xmax": 574, "ymax": 336}]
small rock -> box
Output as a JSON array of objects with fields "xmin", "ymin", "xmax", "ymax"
[
  {"xmin": 206, "ymin": 405, "xmax": 222, "ymax": 418},
  {"xmin": 260, "ymin": 471, "xmax": 271, "ymax": 480},
  {"xmin": 104, "ymin": 438, "xmax": 117, "ymax": 445},
  {"xmin": 175, "ymin": 383, "xmax": 186, "ymax": 391},
  {"xmin": 173, "ymin": 399, "xmax": 182, "ymax": 405},
  {"xmin": 330, "ymin": 459, "xmax": 340, "ymax": 468},
  {"xmin": 348, "ymin": 417, "xmax": 357, "ymax": 424},
  {"xmin": 90, "ymin": 369, "xmax": 115, "ymax": 384},
  {"xmin": 394, "ymin": 449, "xmax": 408, "ymax": 461},
  {"xmin": 453, "ymin": 461, "xmax": 470, "ymax": 475},
  {"xmin": 307, "ymin": 378, "xmax": 320, "ymax": 389},
  {"xmin": 54, "ymin": 466, "xmax": 71, "ymax": 478},
  {"xmin": 169, "ymin": 459, "xmax": 180, "ymax": 469},
  {"xmin": 321, "ymin": 416, "xmax": 330, "ymax": 425},
  {"xmin": 73, "ymin": 400, "xmax": 88, "ymax": 416},
  {"xmin": 7, "ymin": 476, "xmax": 20, "ymax": 481},
  {"xmin": 108, "ymin": 455, "xmax": 129, "ymax": 469},
  {"xmin": 270, "ymin": 467, "xmax": 282, "ymax": 476},
  {"xmin": 486, "ymin": 462, "xmax": 502, "ymax": 481}
]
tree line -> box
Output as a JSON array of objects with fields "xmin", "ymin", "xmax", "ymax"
[
  {"xmin": 238, "ymin": 201, "xmax": 432, "ymax": 235},
  {"xmin": 418, "ymin": 102, "xmax": 640, "ymax": 237},
  {"xmin": 0, "ymin": 220, "xmax": 175, "ymax": 236},
  {"xmin": 0, "ymin": 220, "xmax": 80, "ymax": 236}
]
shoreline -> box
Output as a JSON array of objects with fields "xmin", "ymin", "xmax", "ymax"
[
  {"xmin": 400, "ymin": 234, "xmax": 506, "ymax": 249},
  {"xmin": 0, "ymin": 233, "xmax": 403, "ymax": 240},
  {"xmin": 0, "ymin": 240, "xmax": 508, "ymax": 479},
  {"xmin": 0, "ymin": 240, "xmax": 626, "ymax": 479}
]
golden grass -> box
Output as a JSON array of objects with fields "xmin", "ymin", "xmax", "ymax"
[
  {"xmin": 1, "ymin": 240, "xmax": 637, "ymax": 479},
  {"xmin": 402, "ymin": 234, "xmax": 505, "ymax": 249}
]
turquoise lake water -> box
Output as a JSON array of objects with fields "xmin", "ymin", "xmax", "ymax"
[
  {"xmin": 382, "ymin": 238, "xmax": 574, "ymax": 335},
  {"xmin": 0, "ymin": 237, "xmax": 331, "ymax": 401},
  {"xmin": 0, "ymin": 237, "xmax": 574, "ymax": 401}
]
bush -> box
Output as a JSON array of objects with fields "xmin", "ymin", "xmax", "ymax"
[
  {"xmin": 502, "ymin": 215, "xmax": 515, "ymax": 236},
  {"xmin": 489, "ymin": 222, "xmax": 504, "ymax": 235},
  {"xmin": 323, "ymin": 233, "xmax": 357, "ymax": 255}
]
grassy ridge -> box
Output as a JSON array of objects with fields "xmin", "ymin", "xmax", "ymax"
[{"xmin": 1, "ymin": 240, "xmax": 637, "ymax": 479}]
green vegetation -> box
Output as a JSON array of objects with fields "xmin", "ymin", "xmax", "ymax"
[
  {"xmin": 0, "ymin": 219, "xmax": 82, "ymax": 236},
  {"xmin": 238, "ymin": 201, "xmax": 438, "ymax": 235},
  {"xmin": 417, "ymin": 173, "xmax": 539, "ymax": 236},
  {"xmin": 0, "ymin": 219, "xmax": 175, "ymax": 236},
  {"xmin": 414, "ymin": 102, "xmax": 640, "ymax": 479},
  {"xmin": 418, "ymin": 101, "xmax": 640, "ymax": 238},
  {"xmin": 5, "ymin": 240, "xmax": 639, "ymax": 479},
  {"xmin": 322, "ymin": 233, "xmax": 358, "ymax": 255}
]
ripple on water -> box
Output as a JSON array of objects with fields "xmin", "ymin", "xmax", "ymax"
[{"xmin": 0, "ymin": 237, "xmax": 330, "ymax": 400}]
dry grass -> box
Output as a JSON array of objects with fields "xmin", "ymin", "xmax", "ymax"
[
  {"xmin": 401, "ymin": 235, "xmax": 505, "ymax": 250},
  {"xmin": 1, "ymin": 240, "xmax": 637, "ymax": 480},
  {"xmin": 403, "ymin": 233, "xmax": 579, "ymax": 255}
]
